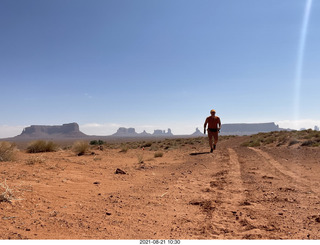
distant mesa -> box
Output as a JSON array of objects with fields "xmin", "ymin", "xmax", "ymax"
[
  {"xmin": 111, "ymin": 124, "xmax": 284, "ymax": 137},
  {"xmin": 153, "ymin": 128, "xmax": 173, "ymax": 136},
  {"xmin": 112, "ymin": 127, "xmax": 138, "ymax": 137},
  {"xmin": 16, "ymin": 123, "xmax": 87, "ymax": 139},
  {"xmin": 112, "ymin": 127, "xmax": 173, "ymax": 137},
  {"xmin": 220, "ymin": 122, "xmax": 282, "ymax": 135},
  {"xmin": 5, "ymin": 121, "xmax": 294, "ymax": 141}
]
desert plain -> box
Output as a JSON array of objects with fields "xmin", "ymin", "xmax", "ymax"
[{"xmin": 1, "ymin": 131, "xmax": 320, "ymax": 240}]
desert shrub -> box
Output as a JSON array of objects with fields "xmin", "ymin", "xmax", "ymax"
[
  {"xmin": 142, "ymin": 142, "xmax": 152, "ymax": 147},
  {"xmin": 288, "ymin": 139, "xmax": 300, "ymax": 146},
  {"xmin": 27, "ymin": 140, "xmax": 58, "ymax": 153},
  {"xmin": 301, "ymin": 140, "xmax": 317, "ymax": 147},
  {"xmin": 154, "ymin": 152, "xmax": 163, "ymax": 158},
  {"xmin": 241, "ymin": 139, "xmax": 261, "ymax": 147},
  {"xmin": 265, "ymin": 137, "xmax": 275, "ymax": 144},
  {"xmin": 90, "ymin": 140, "xmax": 105, "ymax": 145},
  {"xmin": 149, "ymin": 144, "xmax": 160, "ymax": 151},
  {"xmin": 26, "ymin": 155, "xmax": 46, "ymax": 165},
  {"xmin": 0, "ymin": 180, "xmax": 14, "ymax": 203},
  {"xmin": 119, "ymin": 144, "xmax": 129, "ymax": 153},
  {"xmin": 136, "ymin": 153, "xmax": 144, "ymax": 164},
  {"xmin": 72, "ymin": 141, "xmax": 90, "ymax": 156},
  {"xmin": 0, "ymin": 142, "xmax": 17, "ymax": 162}
]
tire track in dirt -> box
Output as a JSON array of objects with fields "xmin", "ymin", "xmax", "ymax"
[
  {"xmin": 249, "ymin": 147, "xmax": 317, "ymax": 194},
  {"xmin": 169, "ymin": 147, "xmax": 251, "ymax": 239},
  {"xmin": 227, "ymin": 148, "xmax": 245, "ymax": 205},
  {"xmin": 235, "ymin": 146, "xmax": 320, "ymax": 239}
]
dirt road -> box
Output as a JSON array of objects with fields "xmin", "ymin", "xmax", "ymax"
[{"xmin": 1, "ymin": 137, "xmax": 320, "ymax": 239}]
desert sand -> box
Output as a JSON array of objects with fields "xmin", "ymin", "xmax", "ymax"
[{"xmin": 1, "ymin": 135, "xmax": 320, "ymax": 240}]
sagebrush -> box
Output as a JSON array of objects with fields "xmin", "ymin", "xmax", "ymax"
[
  {"xmin": 0, "ymin": 141, "xmax": 17, "ymax": 162},
  {"xmin": 27, "ymin": 140, "xmax": 58, "ymax": 153},
  {"xmin": 72, "ymin": 141, "xmax": 90, "ymax": 156}
]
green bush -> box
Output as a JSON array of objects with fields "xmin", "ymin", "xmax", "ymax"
[
  {"xmin": 27, "ymin": 140, "xmax": 58, "ymax": 153},
  {"xmin": 90, "ymin": 140, "xmax": 105, "ymax": 145}
]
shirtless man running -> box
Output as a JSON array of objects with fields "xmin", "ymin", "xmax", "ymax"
[{"xmin": 204, "ymin": 109, "xmax": 221, "ymax": 153}]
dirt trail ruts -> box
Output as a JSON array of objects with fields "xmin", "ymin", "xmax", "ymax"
[
  {"xmin": 234, "ymin": 146, "xmax": 320, "ymax": 239},
  {"xmin": 249, "ymin": 147, "xmax": 313, "ymax": 190},
  {"xmin": 167, "ymin": 145, "xmax": 254, "ymax": 239}
]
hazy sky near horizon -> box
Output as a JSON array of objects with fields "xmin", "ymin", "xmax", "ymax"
[{"xmin": 1, "ymin": 0, "xmax": 320, "ymax": 137}]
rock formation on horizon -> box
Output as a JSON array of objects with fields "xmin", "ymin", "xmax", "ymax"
[
  {"xmin": 220, "ymin": 122, "xmax": 281, "ymax": 135},
  {"xmin": 140, "ymin": 130, "xmax": 151, "ymax": 136},
  {"xmin": 192, "ymin": 127, "xmax": 204, "ymax": 136},
  {"xmin": 112, "ymin": 127, "xmax": 138, "ymax": 136},
  {"xmin": 112, "ymin": 127, "xmax": 173, "ymax": 137},
  {"xmin": 16, "ymin": 123, "xmax": 87, "ymax": 139},
  {"xmin": 152, "ymin": 128, "xmax": 173, "ymax": 136}
]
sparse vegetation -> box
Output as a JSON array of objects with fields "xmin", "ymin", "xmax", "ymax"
[
  {"xmin": 137, "ymin": 153, "xmax": 144, "ymax": 164},
  {"xmin": 26, "ymin": 155, "xmax": 46, "ymax": 165},
  {"xmin": 119, "ymin": 144, "xmax": 129, "ymax": 153},
  {"xmin": 0, "ymin": 180, "xmax": 15, "ymax": 203},
  {"xmin": 100, "ymin": 137, "xmax": 213, "ymax": 151},
  {"xmin": 154, "ymin": 152, "xmax": 164, "ymax": 158},
  {"xmin": 72, "ymin": 141, "xmax": 90, "ymax": 156},
  {"xmin": 90, "ymin": 140, "xmax": 105, "ymax": 145},
  {"xmin": 241, "ymin": 130, "xmax": 320, "ymax": 147},
  {"xmin": 0, "ymin": 141, "xmax": 17, "ymax": 162},
  {"xmin": 142, "ymin": 141, "xmax": 153, "ymax": 148},
  {"xmin": 26, "ymin": 140, "xmax": 58, "ymax": 153}
]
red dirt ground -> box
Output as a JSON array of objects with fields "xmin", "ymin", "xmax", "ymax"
[{"xmin": 1, "ymin": 136, "xmax": 320, "ymax": 239}]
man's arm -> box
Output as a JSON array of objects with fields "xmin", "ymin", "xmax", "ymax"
[
  {"xmin": 218, "ymin": 117, "xmax": 221, "ymax": 132},
  {"xmin": 204, "ymin": 118, "xmax": 208, "ymax": 134}
]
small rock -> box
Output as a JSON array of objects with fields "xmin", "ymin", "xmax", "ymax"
[
  {"xmin": 106, "ymin": 212, "xmax": 112, "ymax": 216},
  {"xmin": 93, "ymin": 181, "xmax": 100, "ymax": 185},
  {"xmin": 115, "ymin": 168, "xmax": 126, "ymax": 174}
]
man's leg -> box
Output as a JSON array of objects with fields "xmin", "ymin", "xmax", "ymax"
[
  {"xmin": 208, "ymin": 131, "xmax": 214, "ymax": 152},
  {"xmin": 213, "ymin": 132, "xmax": 218, "ymax": 150}
]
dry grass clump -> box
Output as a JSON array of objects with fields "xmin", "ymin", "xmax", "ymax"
[
  {"xmin": 154, "ymin": 152, "xmax": 164, "ymax": 158},
  {"xmin": 0, "ymin": 180, "xmax": 15, "ymax": 203},
  {"xmin": 137, "ymin": 153, "xmax": 144, "ymax": 164},
  {"xmin": 27, "ymin": 140, "xmax": 58, "ymax": 153},
  {"xmin": 26, "ymin": 155, "xmax": 46, "ymax": 165},
  {"xmin": 119, "ymin": 144, "xmax": 129, "ymax": 153},
  {"xmin": 0, "ymin": 141, "xmax": 17, "ymax": 162},
  {"xmin": 72, "ymin": 141, "xmax": 90, "ymax": 156},
  {"xmin": 142, "ymin": 142, "xmax": 153, "ymax": 148}
]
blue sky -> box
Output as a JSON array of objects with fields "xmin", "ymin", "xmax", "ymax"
[{"xmin": 1, "ymin": 0, "xmax": 319, "ymax": 137}]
